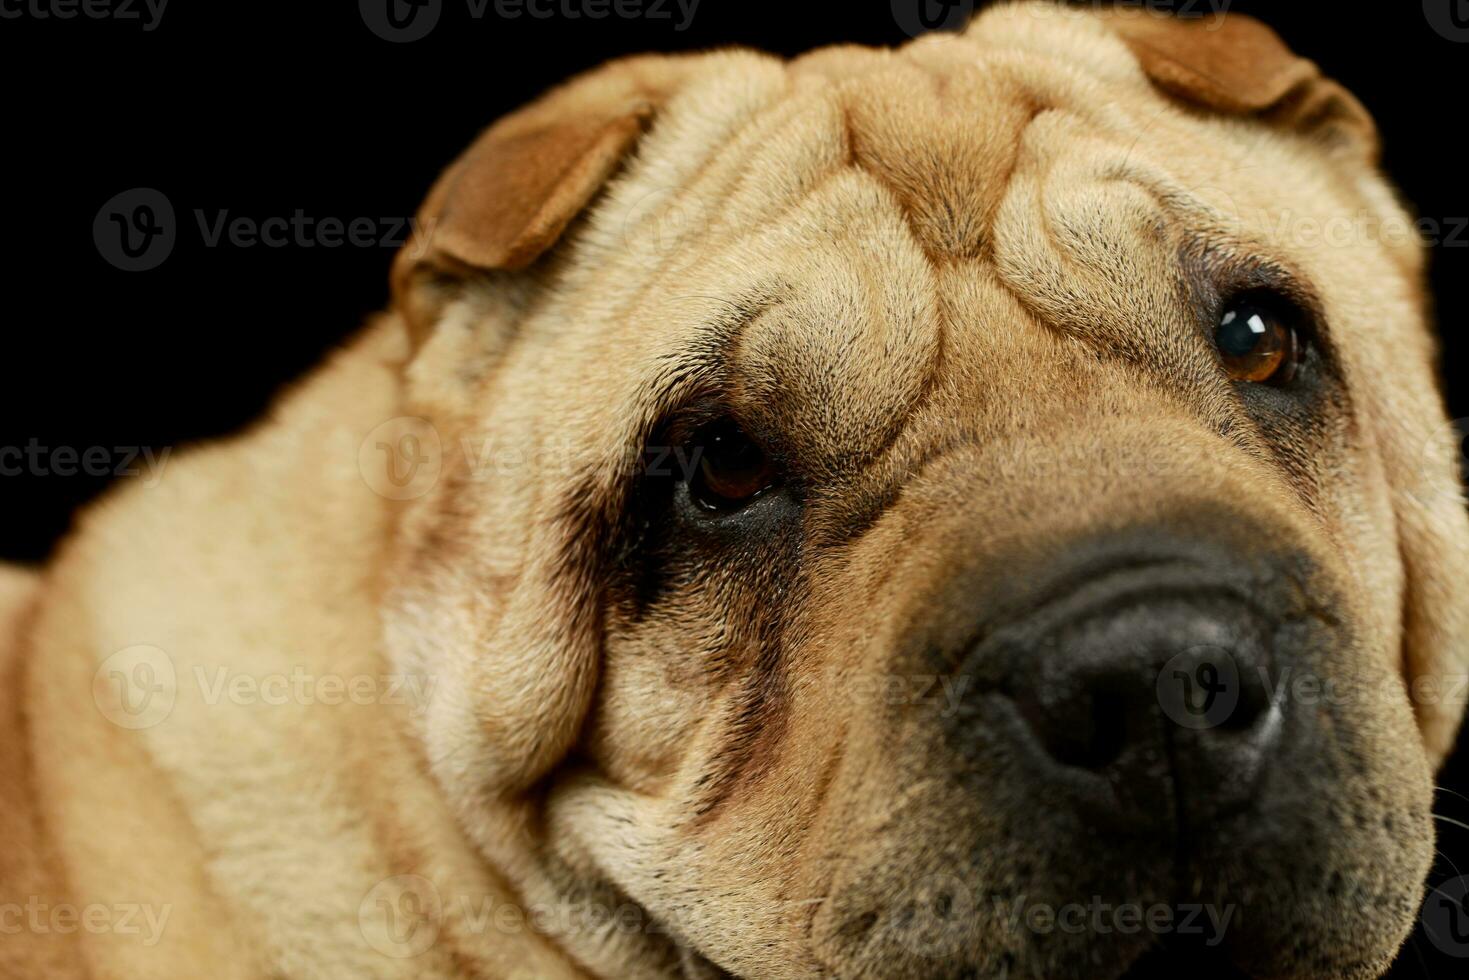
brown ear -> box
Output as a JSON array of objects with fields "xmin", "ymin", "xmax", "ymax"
[
  {"xmin": 1101, "ymin": 10, "xmax": 1378, "ymax": 159},
  {"xmin": 391, "ymin": 55, "xmax": 688, "ymax": 343}
]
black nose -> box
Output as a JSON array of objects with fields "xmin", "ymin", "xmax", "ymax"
[{"xmin": 988, "ymin": 558, "xmax": 1286, "ymax": 830}]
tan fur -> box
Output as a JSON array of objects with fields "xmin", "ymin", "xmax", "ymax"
[{"xmin": 4, "ymin": 5, "xmax": 1467, "ymax": 978}]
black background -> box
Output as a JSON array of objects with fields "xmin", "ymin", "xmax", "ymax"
[{"xmin": 2, "ymin": 1, "xmax": 1468, "ymax": 974}]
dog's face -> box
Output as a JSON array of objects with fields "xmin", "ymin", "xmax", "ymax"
[{"xmin": 384, "ymin": 6, "xmax": 1469, "ymax": 978}]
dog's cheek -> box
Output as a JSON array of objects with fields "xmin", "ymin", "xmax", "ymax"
[
  {"xmin": 588, "ymin": 624, "xmax": 724, "ymax": 792},
  {"xmin": 1328, "ymin": 289, "xmax": 1469, "ymax": 763}
]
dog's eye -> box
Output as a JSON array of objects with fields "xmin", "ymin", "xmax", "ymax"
[
  {"xmin": 688, "ymin": 418, "xmax": 778, "ymax": 513},
  {"xmin": 1214, "ymin": 298, "xmax": 1302, "ymax": 385}
]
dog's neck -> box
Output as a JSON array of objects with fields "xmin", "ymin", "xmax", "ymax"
[{"xmin": 16, "ymin": 319, "xmax": 631, "ymax": 979}]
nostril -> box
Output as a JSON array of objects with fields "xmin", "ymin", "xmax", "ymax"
[
  {"xmin": 1022, "ymin": 688, "xmax": 1129, "ymax": 772},
  {"xmin": 1076, "ymin": 689, "xmax": 1128, "ymax": 770},
  {"xmin": 1214, "ymin": 680, "xmax": 1267, "ymax": 733}
]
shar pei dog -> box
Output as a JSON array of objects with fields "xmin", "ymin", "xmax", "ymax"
[{"xmin": 3, "ymin": 4, "xmax": 1468, "ymax": 978}]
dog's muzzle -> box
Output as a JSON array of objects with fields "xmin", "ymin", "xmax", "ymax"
[{"xmin": 807, "ymin": 514, "xmax": 1423, "ymax": 980}]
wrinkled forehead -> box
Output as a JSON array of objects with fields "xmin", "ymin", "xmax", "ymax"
[
  {"xmin": 543, "ymin": 14, "xmax": 1388, "ymax": 475},
  {"xmin": 781, "ymin": 14, "xmax": 1357, "ymax": 264}
]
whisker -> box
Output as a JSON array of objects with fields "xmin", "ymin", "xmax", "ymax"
[
  {"xmin": 1408, "ymin": 931, "xmax": 1432, "ymax": 979},
  {"xmin": 1434, "ymin": 784, "xmax": 1469, "ymax": 806},
  {"xmin": 1432, "ymin": 846, "xmax": 1463, "ymax": 883},
  {"xmin": 1432, "ymin": 813, "xmax": 1469, "ymax": 835}
]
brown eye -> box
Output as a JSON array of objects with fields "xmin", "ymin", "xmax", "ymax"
[
  {"xmin": 1214, "ymin": 300, "xmax": 1301, "ymax": 385},
  {"xmin": 689, "ymin": 418, "xmax": 777, "ymax": 512}
]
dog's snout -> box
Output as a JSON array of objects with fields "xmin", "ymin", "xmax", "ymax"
[{"xmin": 958, "ymin": 541, "xmax": 1294, "ymax": 833}]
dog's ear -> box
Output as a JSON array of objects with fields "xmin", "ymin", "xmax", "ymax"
[
  {"xmin": 1392, "ymin": 414, "xmax": 1469, "ymax": 765},
  {"xmin": 1102, "ymin": 10, "xmax": 1378, "ymax": 160},
  {"xmin": 391, "ymin": 55, "xmax": 688, "ymax": 345},
  {"xmin": 1364, "ymin": 357, "xmax": 1469, "ymax": 764}
]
